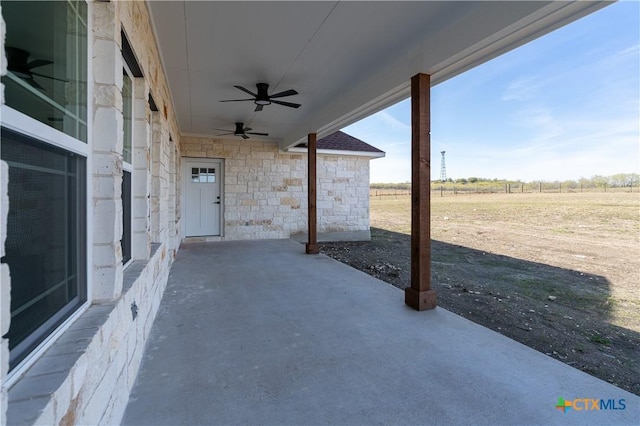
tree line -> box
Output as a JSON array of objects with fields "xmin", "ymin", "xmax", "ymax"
[{"xmin": 371, "ymin": 173, "xmax": 640, "ymax": 190}]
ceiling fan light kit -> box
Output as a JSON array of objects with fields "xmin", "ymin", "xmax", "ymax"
[
  {"xmin": 217, "ymin": 82, "xmax": 300, "ymax": 140},
  {"xmin": 220, "ymin": 82, "xmax": 301, "ymax": 112},
  {"xmin": 213, "ymin": 122, "xmax": 269, "ymax": 140}
]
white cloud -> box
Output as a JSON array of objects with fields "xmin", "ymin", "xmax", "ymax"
[
  {"xmin": 376, "ymin": 110, "xmax": 411, "ymax": 132},
  {"xmin": 501, "ymin": 76, "xmax": 544, "ymax": 101},
  {"xmin": 612, "ymin": 43, "xmax": 640, "ymax": 59}
]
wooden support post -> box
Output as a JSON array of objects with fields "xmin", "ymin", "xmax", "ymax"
[
  {"xmin": 306, "ymin": 133, "xmax": 319, "ymax": 254},
  {"xmin": 405, "ymin": 73, "xmax": 437, "ymax": 310}
]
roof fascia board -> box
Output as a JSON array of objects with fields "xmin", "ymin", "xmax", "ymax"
[
  {"xmin": 287, "ymin": 147, "xmax": 386, "ymax": 159},
  {"xmin": 428, "ymin": 1, "xmax": 612, "ymax": 86}
]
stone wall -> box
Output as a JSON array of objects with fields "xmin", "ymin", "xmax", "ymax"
[
  {"xmin": 181, "ymin": 136, "xmax": 372, "ymax": 241},
  {"xmin": 2, "ymin": 1, "xmax": 180, "ymax": 425},
  {"xmin": 1, "ymin": 0, "xmax": 374, "ymax": 423},
  {"xmin": 6, "ymin": 245, "xmax": 171, "ymax": 425}
]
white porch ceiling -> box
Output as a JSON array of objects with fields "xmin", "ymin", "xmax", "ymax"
[{"xmin": 146, "ymin": 1, "xmax": 609, "ymax": 150}]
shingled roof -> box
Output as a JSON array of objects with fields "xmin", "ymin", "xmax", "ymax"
[{"xmin": 295, "ymin": 131, "xmax": 384, "ymax": 154}]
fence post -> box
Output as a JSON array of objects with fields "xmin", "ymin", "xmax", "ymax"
[
  {"xmin": 559, "ymin": 183, "xmax": 561, "ymax": 193},
  {"xmin": 539, "ymin": 182, "xmax": 542, "ymax": 193},
  {"xmin": 440, "ymin": 186, "xmax": 444, "ymax": 197}
]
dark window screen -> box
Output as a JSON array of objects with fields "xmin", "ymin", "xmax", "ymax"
[
  {"xmin": 122, "ymin": 170, "xmax": 132, "ymax": 264},
  {"xmin": 1, "ymin": 127, "xmax": 86, "ymax": 370}
]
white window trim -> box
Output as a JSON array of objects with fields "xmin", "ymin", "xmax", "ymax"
[
  {"xmin": 1, "ymin": 0, "xmax": 94, "ymax": 386},
  {"xmin": 1, "ymin": 106, "xmax": 89, "ymax": 158},
  {"xmin": 122, "ymin": 62, "xmax": 135, "ymax": 269},
  {"xmin": 122, "ymin": 62, "xmax": 135, "ymax": 172},
  {"xmin": 2, "ymin": 302, "xmax": 90, "ymax": 389}
]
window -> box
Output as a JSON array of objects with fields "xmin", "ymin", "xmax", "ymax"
[
  {"xmin": 121, "ymin": 68, "xmax": 133, "ymax": 264},
  {"xmin": 1, "ymin": 129, "xmax": 87, "ymax": 370},
  {"xmin": 191, "ymin": 168, "xmax": 216, "ymax": 183},
  {"xmin": 1, "ymin": 0, "xmax": 88, "ymax": 142},
  {"xmin": 1, "ymin": 0, "xmax": 88, "ymax": 371}
]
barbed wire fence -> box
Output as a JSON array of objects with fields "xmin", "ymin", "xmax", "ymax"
[{"xmin": 370, "ymin": 182, "xmax": 636, "ymax": 198}]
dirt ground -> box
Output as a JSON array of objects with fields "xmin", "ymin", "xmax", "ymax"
[{"xmin": 320, "ymin": 192, "xmax": 640, "ymax": 396}]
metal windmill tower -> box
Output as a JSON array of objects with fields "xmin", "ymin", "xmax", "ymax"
[{"xmin": 440, "ymin": 151, "xmax": 447, "ymax": 182}]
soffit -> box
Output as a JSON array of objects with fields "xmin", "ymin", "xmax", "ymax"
[{"xmin": 146, "ymin": 1, "xmax": 609, "ymax": 150}]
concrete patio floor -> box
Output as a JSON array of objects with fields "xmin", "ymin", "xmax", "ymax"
[{"xmin": 122, "ymin": 239, "xmax": 638, "ymax": 425}]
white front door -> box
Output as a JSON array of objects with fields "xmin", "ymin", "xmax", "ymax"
[{"xmin": 185, "ymin": 159, "xmax": 222, "ymax": 236}]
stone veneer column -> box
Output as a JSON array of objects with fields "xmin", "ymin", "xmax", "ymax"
[
  {"xmin": 132, "ymin": 78, "xmax": 151, "ymax": 260},
  {"xmin": 174, "ymin": 148, "xmax": 182, "ymax": 235},
  {"xmin": 159, "ymin": 128, "xmax": 170, "ymax": 243},
  {"xmin": 92, "ymin": 1, "xmax": 124, "ymax": 300},
  {"xmin": 167, "ymin": 144, "xmax": 177, "ymax": 253},
  {"xmin": 0, "ymin": 7, "xmax": 9, "ymax": 424},
  {"xmin": 150, "ymin": 114, "xmax": 170, "ymax": 244},
  {"xmin": 150, "ymin": 112, "xmax": 161, "ymax": 242}
]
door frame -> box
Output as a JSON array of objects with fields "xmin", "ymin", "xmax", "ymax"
[{"xmin": 182, "ymin": 157, "xmax": 225, "ymax": 237}]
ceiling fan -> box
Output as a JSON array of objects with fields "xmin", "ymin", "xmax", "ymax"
[
  {"xmin": 220, "ymin": 83, "xmax": 300, "ymax": 112},
  {"xmin": 214, "ymin": 122, "xmax": 269, "ymax": 140},
  {"xmin": 5, "ymin": 46, "xmax": 67, "ymax": 91}
]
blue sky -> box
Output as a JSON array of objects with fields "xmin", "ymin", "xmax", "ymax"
[{"xmin": 343, "ymin": 1, "xmax": 640, "ymax": 183}]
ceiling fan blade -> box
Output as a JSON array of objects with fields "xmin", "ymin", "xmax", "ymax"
[
  {"xmin": 254, "ymin": 104, "xmax": 264, "ymax": 112},
  {"xmin": 269, "ymin": 89, "xmax": 298, "ymax": 99},
  {"xmin": 246, "ymin": 132, "xmax": 269, "ymax": 136},
  {"xmin": 31, "ymin": 71, "xmax": 68, "ymax": 82},
  {"xmin": 234, "ymin": 85, "xmax": 257, "ymax": 97},
  {"xmin": 241, "ymin": 134, "xmax": 249, "ymax": 140},
  {"xmin": 26, "ymin": 78, "xmax": 45, "ymax": 91},
  {"xmin": 243, "ymin": 127, "xmax": 252, "ymax": 132},
  {"xmin": 272, "ymin": 100, "xmax": 301, "ymax": 109},
  {"xmin": 220, "ymin": 98, "xmax": 254, "ymax": 102},
  {"xmin": 26, "ymin": 59, "xmax": 53, "ymax": 69},
  {"xmin": 213, "ymin": 128, "xmax": 233, "ymax": 132},
  {"xmin": 216, "ymin": 132, "xmax": 234, "ymax": 136}
]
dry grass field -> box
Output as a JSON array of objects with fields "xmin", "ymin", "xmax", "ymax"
[
  {"xmin": 373, "ymin": 192, "xmax": 640, "ymax": 331},
  {"xmin": 321, "ymin": 191, "xmax": 640, "ymax": 394}
]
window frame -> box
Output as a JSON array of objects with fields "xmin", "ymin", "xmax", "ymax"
[
  {"xmin": 121, "ymin": 63, "xmax": 134, "ymax": 267},
  {"xmin": 1, "ymin": 127, "xmax": 88, "ymax": 371},
  {"xmin": 0, "ymin": 0, "xmax": 89, "ymax": 143},
  {"xmin": 1, "ymin": 0, "xmax": 93, "ymax": 384}
]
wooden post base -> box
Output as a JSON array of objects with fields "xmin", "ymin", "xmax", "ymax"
[
  {"xmin": 305, "ymin": 243, "xmax": 320, "ymax": 254},
  {"xmin": 405, "ymin": 288, "xmax": 437, "ymax": 311}
]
